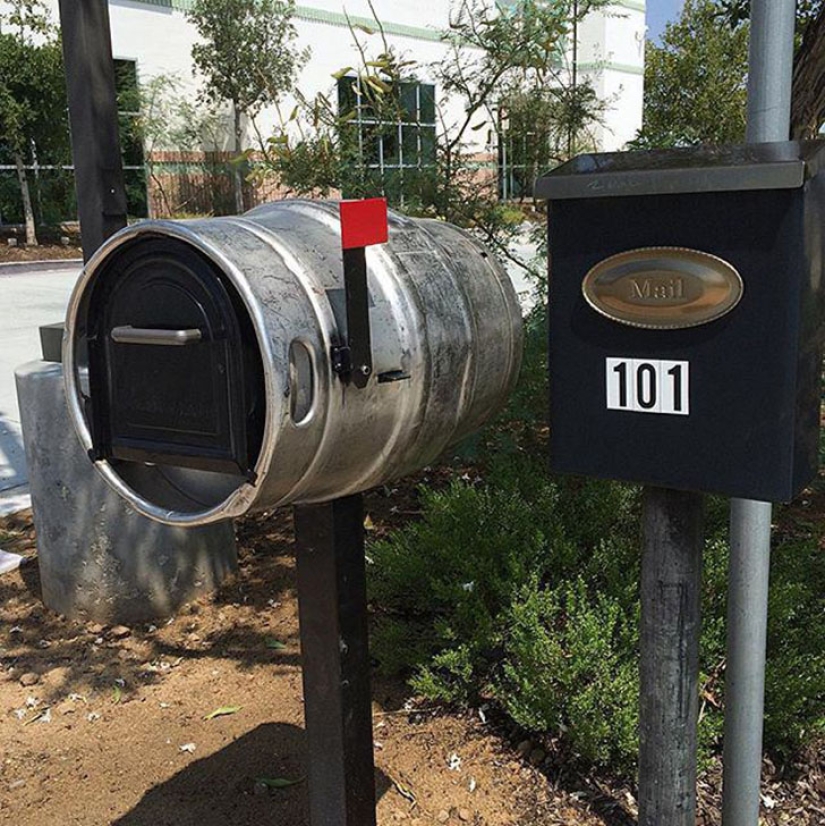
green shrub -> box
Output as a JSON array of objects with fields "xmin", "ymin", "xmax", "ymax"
[
  {"xmin": 763, "ymin": 534, "xmax": 825, "ymax": 757},
  {"xmin": 369, "ymin": 458, "xmax": 644, "ymax": 768},
  {"xmin": 369, "ymin": 477, "xmax": 561, "ymax": 699},
  {"xmin": 369, "ymin": 305, "xmax": 825, "ymax": 774},
  {"xmin": 498, "ymin": 577, "xmax": 639, "ymax": 771}
]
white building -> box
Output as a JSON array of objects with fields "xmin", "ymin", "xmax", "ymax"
[
  {"xmin": 7, "ymin": 0, "xmax": 645, "ymax": 213},
  {"xmin": 98, "ymin": 1, "xmax": 644, "ymax": 145}
]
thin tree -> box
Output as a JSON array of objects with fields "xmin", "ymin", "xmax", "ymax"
[
  {"xmin": 263, "ymin": 0, "xmax": 609, "ymax": 280},
  {"xmin": 187, "ymin": 0, "xmax": 308, "ymax": 214},
  {"xmin": 0, "ymin": 0, "xmax": 67, "ymax": 245},
  {"xmin": 631, "ymin": 0, "xmax": 749, "ymax": 149}
]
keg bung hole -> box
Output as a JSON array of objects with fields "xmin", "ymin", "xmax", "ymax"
[{"xmin": 289, "ymin": 340, "xmax": 315, "ymax": 424}]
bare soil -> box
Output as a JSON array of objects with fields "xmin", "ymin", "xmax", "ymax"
[
  {"xmin": 1, "ymin": 481, "xmax": 823, "ymax": 825},
  {"xmin": 0, "ymin": 243, "xmax": 82, "ymax": 263}
]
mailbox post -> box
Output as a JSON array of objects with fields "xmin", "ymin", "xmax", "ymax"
[
  {"xmin": 293, "ymin": 200, "xmax": 390, "ymax": 826},
  {"xmin": 295, "ymin": 496, "xmax": 377, "ymax": 826},
  {"xmin": 62, "ymin": 197, "xmax": 523, "ymax": 825},
  {"xmin": 58, "ymin": 0, "xmax": 128, "ymax": 258},
  {"xmin": 537, "ymin": 141, "xmax": 825, "ymax": 824}
]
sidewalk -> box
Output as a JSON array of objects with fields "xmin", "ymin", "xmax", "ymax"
[{"xmin": 0, "ymin": 262, "xmax": 81, "ymax": 494}]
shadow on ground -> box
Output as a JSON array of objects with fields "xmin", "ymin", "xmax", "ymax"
[
  {"xmin": 111, "ymin": 722, "xmax": 391, "ymax": 826},
  {"xmin": 1, "ymin": 509, "xmax": 305, "ymax": 706}
]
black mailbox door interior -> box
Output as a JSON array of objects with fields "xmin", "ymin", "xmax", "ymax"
[{"xmin": 86, "ymin": 236, "xmax": 264, "ymax": 477}]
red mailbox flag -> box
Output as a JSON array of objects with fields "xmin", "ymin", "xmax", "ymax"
[{"xmin": 339, "ymin": 198, "xmax": 389, "ymax": 249}]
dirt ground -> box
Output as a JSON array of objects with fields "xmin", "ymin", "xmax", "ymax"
[
  {"xmin": 0, "ymin": 239, "xmax": 83, "ymax": 263},
  {"xmin": 1, "ymin": 482, "xmax": 823, "ymax": 825}
]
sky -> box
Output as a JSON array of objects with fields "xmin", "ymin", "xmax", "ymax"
[{"xmin": 646, "ymin": 0, "xmax": 685, "ymax": 43}]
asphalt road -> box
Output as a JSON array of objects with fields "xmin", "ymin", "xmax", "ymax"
[{"xmin": 0, "ymin": 264, "xmax": 81, "ymax": 495}]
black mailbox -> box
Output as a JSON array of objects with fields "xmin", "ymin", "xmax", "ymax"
[
  {"xmin": 85, "ymin": 236, "xmax": 266, "ymax": 478},
  {"xmin": 536, "ymin": 141, "xmax": 825, "ymax": 502}
]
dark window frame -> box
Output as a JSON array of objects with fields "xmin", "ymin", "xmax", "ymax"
[{"xmin": 337, "ymin": 76, "xmax": 437, "ymax": 200}]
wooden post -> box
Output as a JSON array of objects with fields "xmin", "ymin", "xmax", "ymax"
[
  {"xmin": 58, "ymin": 0, "xmax": 127, "ymax": 260},
  {"xmin": 638, "ymin": 486, "xmax": 704, "ymax": 826},
  {"xmin": 294, "ymin": 495, "xmax": 377, "ymax": 826}
]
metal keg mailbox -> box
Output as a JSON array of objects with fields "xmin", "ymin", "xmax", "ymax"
[
  {"xmin": 537, "ymin": 141, "xmax": 825, "ymax": 502},
  {"xmin": 63, "ymin": 198, "xmax": 523, "ymax": 524}
]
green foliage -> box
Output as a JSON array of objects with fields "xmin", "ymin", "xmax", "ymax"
[
  {"xmin": 124, "ymin": 73, "xmax": 235, "ymax": 217},
  {"xmin": 499, "ymin": 578, "xmax": 639, "ymax": 770},
  {"xmin": 500, "ymin": 83, "xmax": 605, "ymax": 198},
  {"xmin": 713, "ymin": 0, "xmax": 822, "ymax": 39},
  {"xmin": 187, "ymin": 0, "xmax": 307, "ymax": 211},
  {"xmin": 369, "ymin": 446, "xmax": 643, "ymax": 769},
  {"xmin": 437, "ymin": 0, "xmax": 608, "ymax": 142},
  {"xmin": 631, "ymin": 0, "xmax": 749, "ymax": 149},
  {"xmin": 188, "ymin": 0, "xmax": 306, "ymax": 120},
  {"xmin": 0, "ymin": 1, "xmax": 69, "ymax": 236},
  {"xmin": 369, "ymin": 478, "xmax": 556, "ymax": 690},
  {"xmin": 370, "ymin": 305, "xmax": 825, "ymax": 775},
  {"xmin": 261, "ymin": 0, "xmax": 609, "ymax": 282},
  {"xmin": 762, "ymin": 532, "xmax": 825, "ymax": 756},
  {"xmin": 0, "ymin": 2, "xmax": 66, "ymax": 158}
]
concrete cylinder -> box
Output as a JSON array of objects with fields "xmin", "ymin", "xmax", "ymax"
[{"xmin": 15, "ymin": 360, "xmax": 237, "ymax": 623}]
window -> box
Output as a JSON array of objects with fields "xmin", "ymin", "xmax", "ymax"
[
  {"xmin": 114, "ymin": 59, "xmax": 148, "ymax": 218},
  {"xmin": 498, "ymin": 127, "xmax": 546, "ymax": 200},
  {"xmin": 337, "ymin": 77, "xmax": 436, "ymax": 202}
]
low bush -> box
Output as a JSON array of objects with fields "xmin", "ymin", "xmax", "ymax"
[{"xmin": 368, "ymin": 305, "xmax": 825, "ymax": 775}]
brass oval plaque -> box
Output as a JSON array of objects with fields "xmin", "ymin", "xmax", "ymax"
[{"xmin": 582, "ymin": 247, "xmax": 743, "ymax": 329}]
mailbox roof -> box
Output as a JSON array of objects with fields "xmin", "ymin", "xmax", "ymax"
[{"xmin": 535, "ymin": 140, "xmax": 825, "ymax": 200}]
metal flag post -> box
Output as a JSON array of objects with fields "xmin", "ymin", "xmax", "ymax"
[
  {"xmin": 294, "ymin": 199, "xmax": 388, "ymax": 826},
  {"xmin": 723, "ymin": 4, "xmax": 796, "ymax": 825}
]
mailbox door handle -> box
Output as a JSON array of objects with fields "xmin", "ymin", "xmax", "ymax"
[{"xmin": 110, "ymin": 326, "xmax": 203, "ymax": 346}]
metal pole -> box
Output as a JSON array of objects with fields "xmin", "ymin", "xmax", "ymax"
[
  {"xmin": 744, "ymin": 1, "xmax": 795, "ymax": 144},
  {"xmin": 58, "ymin": 0, "xmax": 127, "ymax": 260},
  {"xmin": 638, "ymin": 486, "xmax": 704, "ymax": 826},
  {"xmin": 723, "ymin": 4, "xmax": 795, "ymax": 826},
  {"xmin": 294, "ymin": 494, "xmax": 377, "ymax": 826}
]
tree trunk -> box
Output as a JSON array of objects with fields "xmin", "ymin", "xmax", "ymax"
[
  {"xmin": 791, "ymin": 8, "xmax": 825, "ymax": 139},
  {"xmin": 14, "ymin": 152, "xmax": 38, "ymax": 247},
  {"xmin": 233, "ymin": 104, "xmax": 245, "ymax": 215}
]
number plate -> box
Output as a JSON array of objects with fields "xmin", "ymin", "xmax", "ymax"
[{"xmin": 606, "ymin": 358, "xmax": 689, "ymax": 415}]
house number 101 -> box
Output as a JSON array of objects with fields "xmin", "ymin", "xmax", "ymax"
[{"xmin": 605, "ymin": 358, "xmax": 690, "ymax": 415}]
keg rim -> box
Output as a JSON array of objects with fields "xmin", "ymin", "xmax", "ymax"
[{"xmin": 63, "ymin": 220, "xmax": 279, "ymax": 527}]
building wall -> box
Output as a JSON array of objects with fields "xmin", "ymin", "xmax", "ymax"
[
  {"xmin": 578, "ymin": 0, "xmax": 646, "ymax": 150},
  {"xmin": 8, "ymin": 0, "xmax": 645, "ymax": 213}
]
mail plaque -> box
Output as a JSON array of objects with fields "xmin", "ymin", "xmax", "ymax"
[{"xmin": 583, "ymin": 247, "xmax": 744, "ymax": 329}]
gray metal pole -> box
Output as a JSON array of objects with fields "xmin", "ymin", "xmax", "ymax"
[
  {"xmin": 744, "ymin": 1, "xmax": 795, "ymax": 144},
  {"xmin": 724, "ymin": 4, "xmax": 796, "ymax": 826},
  {"xmin": 638, "ymin": 487, "xmax": 704, "ymax": 826}
]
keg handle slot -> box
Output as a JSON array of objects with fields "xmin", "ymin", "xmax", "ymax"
[
  {"xmin": 110, "ymin": 326, "xmax": 203, "ymax": 346},
  {"xmin": 335, "ymin": 198, "xmax": 388, "ymax": 389}
]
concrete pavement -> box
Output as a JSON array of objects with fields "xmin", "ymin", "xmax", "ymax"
[{"xmin": 0, "ymin": 263, "xmax": 81, "ymax": 495}]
